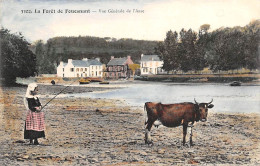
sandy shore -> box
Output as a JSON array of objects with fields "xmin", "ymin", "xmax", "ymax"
[{"xmin": 0, "ymin": 84, "xmax": 259, "ymax": 165}]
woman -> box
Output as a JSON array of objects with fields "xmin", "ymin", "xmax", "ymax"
[{"xmin": 24, "ymin": 83, "xmax": 45, "ymax": 145}]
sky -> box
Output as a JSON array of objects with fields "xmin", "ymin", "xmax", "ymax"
[{"xmin": 0, "ymin": 0, "xmax": 259, "ymax": 42}]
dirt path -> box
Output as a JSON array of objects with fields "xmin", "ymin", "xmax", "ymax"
[{"xmin": 0, "ymin": 85, "xmax": 259, "ymax": 165}]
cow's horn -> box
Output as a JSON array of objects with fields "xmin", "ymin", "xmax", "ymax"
[
  {"xmin": 194, "ymin": 98, "xmax": 198, "ymax": 104},
  {"xmin": 208, "ymin": 99, "xmax": 213, "ymax": 104}
]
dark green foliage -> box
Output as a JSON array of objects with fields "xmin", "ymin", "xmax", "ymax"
[
  {"xmin": 208, "ymin": 21, "xmax": 260, "ymax": 72},
  {"xmin": 135, "ymin": 76, "xmax": 258, "ymax": 83},
  {"xmin": 157, "ymin": 30, "xmax": 179, "ymax": 72},
  {"xmin": 32, "ymin": 36, "xmax": 158, "ymax": 74},
  {"xmin": 207, "ymin": 77, "xmax": 257, "ymax": 83},
  {"xmin": 156, "ymin": 20, "xmax": 260, "ymax": 73},
  {"xmin": 178, "ymin": 29, "xmax": 197, "ymax": 72},
  {"xmin": 0, "ymin": 28, "xmax": 36, "ymax": 85}
]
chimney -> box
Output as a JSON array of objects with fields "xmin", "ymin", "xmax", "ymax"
[
  {"xmin": 96, "ymin": 57, "xmax": 100, "ymax": 61},
  {"xmin": 111, "ymin": 56, "xmax": 114, "ymax": 60},
  {"xmin": 82, "ymin": 58, "xmax": 88, "ymax": 61},
  {"xmin": 127, "ymin": 56, "xmax": 131, "ymax": 59},
  {"xmin": 68, "ymin": 59, "xmax": 72, "ymax": 63},
  {"xmin": 60, "ymin": 61, "xmax": 63, "ymax": 66},
  {"xmin": 141, "ymin": 54, "xmax": 144, "ymax": 57}
]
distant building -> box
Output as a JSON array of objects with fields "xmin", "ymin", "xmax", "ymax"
[
  {"xmin": 105, "ymin": 56, "xmax": 134, "ymax": 79},
  {"xmin": 57, "ymin": 58, "xmax": 103, "ymax": 78},
  {"xmin": 140, "ymin": 54, "xmax": 164, "ymax": 75}
]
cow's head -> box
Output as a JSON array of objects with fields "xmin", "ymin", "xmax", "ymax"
[{"xmin": 194, "ymin": 99, "xmax": 214, "ymax": 122}]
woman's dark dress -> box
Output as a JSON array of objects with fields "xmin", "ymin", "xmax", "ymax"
[{"xmin": 24, "ymin": 97, "xmax": 45, "ymax": 139}]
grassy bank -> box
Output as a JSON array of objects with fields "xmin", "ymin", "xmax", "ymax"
[{"xmin": 135, "ymin": 73, "xmax": 260, "ymax": 83}]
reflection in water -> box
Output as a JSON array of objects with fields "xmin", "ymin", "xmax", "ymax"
[{"xmin": 61, "ymin": 82, "xmax": 260, "ymax": 113}]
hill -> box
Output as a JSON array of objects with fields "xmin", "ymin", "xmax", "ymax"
[{"xmin": 31, "ymin": 36, "xmax": 159, "ymax": 74}]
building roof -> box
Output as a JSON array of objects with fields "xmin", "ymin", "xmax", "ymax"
[
  {"xmin": 72, "ymin": 60, "xmax": 88, "ymax": 67},
  {"xmin": 141, "ymin": 55, "xmax": 161, "ymax": 61},
  {"xmin": 62, "ymin": 63, "xmax": 67, "ymax": 67},
  {"xmin": 71, "ymin": 59, "xmax": 102, "ymax": 67},
  {"xmin": 87, "ymin": 59, "xmax": 103, "ymax": 66},
  {"xmin": 107, "ymin": 57, "xmax": 127, "ymax": 66}
]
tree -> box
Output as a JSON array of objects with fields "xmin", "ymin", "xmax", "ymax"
[
  {"xmin": 128, "ymin": 64, "xmax": 140, "ymax": 76},
  {"xmin": 155, "ymin": 30, "xmax": 179, "ymax": 72},
  {"xmin": 243, "ymin": 20, "xmax": 260, "ymax": 70},
  {"xmin": 34, "ymin": 40, "xmax": 45, "ymax": 75},
  {"xmin": 194, "ymin": 24, "xmax": 211, "ymax": 72},
  {"xmin": 200, "ymin": 24, "xmax": 210, "ymax": 34},
  {"xmin": 0, "ymin": 28, "xmax": 36, "ymax": 85},
  {"xmin": 178, "ymin": 29, "xmax": 197, "ymax": 72}
]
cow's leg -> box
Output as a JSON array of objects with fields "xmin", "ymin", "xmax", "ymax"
[
  {"xmin": 145, "ymin": 119, "xmax": 155, "ymax": 145},
  {"xmin": 190, "ymin": 126, "xmax": 193, "ymax": 146},
  {"xmin": 182, "ymin": 124, "xmax": 188, "ymax": 146}
]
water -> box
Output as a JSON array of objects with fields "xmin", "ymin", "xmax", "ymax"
[{"xmin": 61, "ymin": 82, "xmax": 260, "ymax": 113}]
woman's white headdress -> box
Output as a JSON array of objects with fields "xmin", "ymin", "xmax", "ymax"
[
  {"xmin": 24, "ymin": 83, "xmax": 38, "ymax": 109},
  {"xmin": 25, "ymin": 83, "xmax": 38, "ymax": 98}
]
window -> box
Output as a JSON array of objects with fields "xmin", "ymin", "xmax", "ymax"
[
  {"xmin": 76, "ymin": 68, "xmax": 79, "ymax": 72},
  {"xmin": 70, "ymin": 68, "xmax": 74, "ymax": 72},
  {"xmin": 63, "ymin": 68, "xmax": 64, "ymax": 72},
  {"xmin": 80, "ymin": 68, "xmax": 83, "ymax": 72},
  {"xmin": 96, "ymin": 71, "xmax": 97, "ymax": 76},
  {"xmin": 85, "ymin": 68, "xmax": 87, "ymax": 71},
  {"xmin": 96, "ymin": 66, "xmax": 98, "ymax": 70}
]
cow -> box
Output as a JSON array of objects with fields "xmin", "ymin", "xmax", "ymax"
[{"xmin": 144, "ymin": 99, "xmax": 214, "ymax": 146}]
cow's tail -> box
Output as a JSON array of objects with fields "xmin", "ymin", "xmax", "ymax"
[{"xmin": 144, "ymin": 103, "xmax": 148, "ymax": 126}]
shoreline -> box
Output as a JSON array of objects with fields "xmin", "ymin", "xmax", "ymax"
[
  {"xmin": 0, "ymin": 84, "xmax": 259, "ymax": 165},
  {"xmin": 15, "ymin": 75, "xmax": 260, "ymax": 86}
]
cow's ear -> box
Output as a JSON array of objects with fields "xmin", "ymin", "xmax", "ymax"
[
  {"xmin": 156, "ymin": 103, "xmax": 162, "ymax": 110},
  {"xmin": 194, "ymin": 104, "xmax": 199, "ymax": 111},
  {"xmin": 208, "ymin": 104, "xmax": 214, "ymax": 108}
]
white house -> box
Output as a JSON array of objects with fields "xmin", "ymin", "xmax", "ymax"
[
  {"xmin": 57, "ymin": 58, "xmax": 103, "ymax": 78},
  {"xmin": 140, "ymin": 54, "xmax": 164, "ymax": 75}
]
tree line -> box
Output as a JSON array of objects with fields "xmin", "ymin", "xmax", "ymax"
[
  {"xmin": 1, "ymin": 20, "xmax": 259, "ymax": 84},
  {"xmin": 0, "ymin": 28, "xmax": 36, "ymax": 85},
  {"xmin": 155, "ymin": 20, "xmax": 260, "ymax": 73},
  {"xmin": 32, "ymin": 37, "xmax": 158, "ymax": 74}
]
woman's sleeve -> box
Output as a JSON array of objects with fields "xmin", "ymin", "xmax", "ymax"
[
  {"xmin": 27, "ymin": 98, "xmax": 37, "ymax": 112},
  {"xmin": 36, "ymin": 97, "xmax": 42, "ymax": 106}
]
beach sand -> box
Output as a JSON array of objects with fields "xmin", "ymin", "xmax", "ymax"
[{"xmin": 0, "ymin": 84, "xmax": 259, "ymax": 165}]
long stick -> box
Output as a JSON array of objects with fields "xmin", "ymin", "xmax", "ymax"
[{"xmin": 41, "ymin": 79, "xmax": 77, "ymax": 111}]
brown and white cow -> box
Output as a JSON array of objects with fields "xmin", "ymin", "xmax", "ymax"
[{"xmin": 144, "ymin": 99, "xmax": 214, "ymax": 146}]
